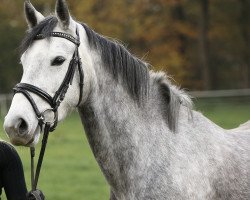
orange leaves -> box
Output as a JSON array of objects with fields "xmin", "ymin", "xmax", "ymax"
[
  {"xmin": 68, "ymin": 0, "xmax": 193, "ymax": 86},
  {"xmin": 1, "ymin": 0, "xmax": 247, "ymax": 91}
]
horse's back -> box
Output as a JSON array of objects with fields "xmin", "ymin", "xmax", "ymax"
[
  {"xmin": 229, "ymin": 120, "xmax": 250, "ymax": 132},
  {"xmin": 239, "ymin": 120, "xmax": 250, "ymax": 129}
]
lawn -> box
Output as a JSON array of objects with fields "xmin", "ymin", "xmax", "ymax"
[
  {"xmin": 0, "ymin": 112, "xmax": 109, "ymax": 200},
  {"xmin": 0, "ymin": 98, "xmax": 250, "ymax": 199},
  {"xmin": 194, "ymin": 97, "xmax": 250, "ymax": 129}
]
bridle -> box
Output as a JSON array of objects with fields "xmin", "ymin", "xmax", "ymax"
[
  {"xmin": 14, "ymin": 28, "xmax": 83, "ymax": 131},
  {"xmin": 13, "ymin": 27, "xmax": 84, "ymax": 200}
]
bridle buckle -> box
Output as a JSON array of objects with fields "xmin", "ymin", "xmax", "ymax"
[{"xmin": 39, "ymin": 108, "xmax": 58, "ymax": 130}]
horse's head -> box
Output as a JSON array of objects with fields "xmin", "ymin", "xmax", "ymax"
[{"xmin": 4, "ymin": 0, "xmax": 93, "ymax": 146}]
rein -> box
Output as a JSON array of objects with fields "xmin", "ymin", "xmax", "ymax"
[{"xmin": 13, "ymin": 27, "xmax": 83, "ymax": 200}]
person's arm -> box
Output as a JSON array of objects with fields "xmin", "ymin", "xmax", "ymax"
[{"xmin": 0, "ymin": 141, "xmax": 27, "ymax": 200}]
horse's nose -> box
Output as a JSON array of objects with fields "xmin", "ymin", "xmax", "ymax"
[
  {"xmin": 16, "ymin": 118, "xmax": 29, "ymax": 135},
  {"xmin": 4, "ymin": 117, "xmax": 29, "ymax": 137}
]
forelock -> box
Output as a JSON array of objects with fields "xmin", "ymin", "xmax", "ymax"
[{"xmin": 20, "ymin": 16, "xmax": 58, "ymax": 55}]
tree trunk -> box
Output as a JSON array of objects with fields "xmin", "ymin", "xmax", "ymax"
[
  {"xmin": 171, "ymin": 0, "xmax": 187, "ymax": 55},
  {"xmin": 199, "ymin": 0, "xmax": 211, "ymax": 90},
  {"xmin": 239, "ymin": 0, "xmax": 250, "ymax": 88}
]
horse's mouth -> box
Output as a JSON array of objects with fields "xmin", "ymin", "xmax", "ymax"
[
  {"xmin": 25, "ymin": 124, "xmax": 41, "ymax": 147},
  {"xmin": 25, "ymin": 137, "xmax": 35, "ymax": 146},
  {"xmin": 10, "ymin": 137, "xmax": 33, "ymax": 146}
]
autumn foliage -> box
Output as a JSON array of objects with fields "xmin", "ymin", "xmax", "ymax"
[{"xmin": 0, "ymin": 0, "xmax": 249, "ymax": 92}]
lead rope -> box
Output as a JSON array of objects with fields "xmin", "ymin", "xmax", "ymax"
[{"xmin": 27, "ymin": 123, "xmax": 51, "ymax": 200}]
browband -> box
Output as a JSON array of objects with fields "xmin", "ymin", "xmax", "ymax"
[{"xmin": 35, "ymin": 32, "xmax": 80, "ymax": 46}]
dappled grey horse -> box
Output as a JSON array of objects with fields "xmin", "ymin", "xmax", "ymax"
[{"xmin": 3, "ymin": 0, "xmax": 250, "ymax": 199}]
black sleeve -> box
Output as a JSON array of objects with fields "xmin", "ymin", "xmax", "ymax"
[{"xmin": 0, "ymin": 141, "xmax": 27, "ymax": 200}]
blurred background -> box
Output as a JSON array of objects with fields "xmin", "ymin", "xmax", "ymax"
[
  {"xmin": 0, "ymin": 0, "xmax": 250, "ymax": 199},
  {"xmin": 1, "ymin": 0, "xmax": 250, "ymax": 92}
]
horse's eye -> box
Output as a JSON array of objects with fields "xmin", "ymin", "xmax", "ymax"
[{"xmin": 51, "ymin": 56, "xmax": 66, "ymax": 66}]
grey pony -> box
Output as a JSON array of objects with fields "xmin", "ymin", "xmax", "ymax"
[
  {"xmin": 19, "ymin": 1, "xmax": 250, "ymax": 199},
  {"xmin": 80, "ymin": 24, "xmax": 250, "ymax": 200},
  {"xmin": 81, "ymin": 67, "xmax": 250, "ymax": 200}
]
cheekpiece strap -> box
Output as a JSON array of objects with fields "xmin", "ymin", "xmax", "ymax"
[{"xmin": 35, "ymin": 32, "xmax": 80, "ymax": 46}]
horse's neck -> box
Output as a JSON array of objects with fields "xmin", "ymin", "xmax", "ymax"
[
  {"xmin": 78, "ymin": 60, "xmax": 209, "ymax": 189},
  {"xmin": 78, "ymin": 61, "xmax": 174, "ymax": 194},
  {"xmin": 77, "ymin": 55, "xmax": 250, "ymax": 198}
]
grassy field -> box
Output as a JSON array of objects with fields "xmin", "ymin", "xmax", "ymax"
[
  {"xmin": 194, "ymin": 97, "xmax": 250, "ymax": 129},
  {"xmin": 0, "ymin": 113, "xmax": 109, "ymax": 200},
  {"xmin": 0, "ymin": 98, "xmax": 250, "ymax": 199}
]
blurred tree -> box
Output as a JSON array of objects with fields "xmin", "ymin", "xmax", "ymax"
[
  {"xmin": 0, "ymin": 0, "xmax": 25, "ymax": 93},
  {"xmin": 209, "ymin": 0, "xmax": 250, "ymax": 89},
  {"xmin": 0, "ymin": 0, "xmax": 249, "ymax": 92},
  {"xmin": 239, "ymin": 0, "xmax": 250, "ymax": 88},
  {"xmin": 199, "ymin": 0, "xmax": 211, "ymax": 89}
]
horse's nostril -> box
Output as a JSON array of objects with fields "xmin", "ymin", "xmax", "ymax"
[{"xmin": 17, "ymin": 118, "xmax": 28, "ymax": 135}]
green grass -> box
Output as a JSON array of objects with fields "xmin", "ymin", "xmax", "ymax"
[
  {"xmin": 0, "ymin": 99, "xmax": 250, "ymax": 199},
  {"xmin": 194, "ymin": 97, "xmax": 250, "ymax": 129},
  {"xmin": 0, "ymin": 113, "xmax": 109, "ymax": 200}
]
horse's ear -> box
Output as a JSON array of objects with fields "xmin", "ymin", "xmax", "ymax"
[
  {"xmin": 55, "ymin": 0, "xmax": 72, "ymax": 30},
  {"xmin": 24, "ymin": 1, "xmax": 44, "ymax": 29}
]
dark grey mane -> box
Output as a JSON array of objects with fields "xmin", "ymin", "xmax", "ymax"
[
  {"xmin": 81, "ymin": 23, "xmax": 149, "ymax": 102},
  {"xmin": 20, "ymin": 16, "xmax": 58, "ymax": 54}
]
